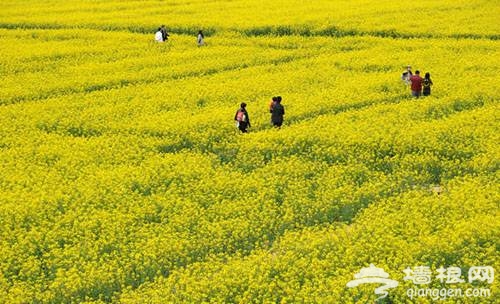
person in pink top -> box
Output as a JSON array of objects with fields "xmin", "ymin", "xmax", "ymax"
[{"xmin": 410, "ymin": 70, "xmax": 423, "ymax": 98}]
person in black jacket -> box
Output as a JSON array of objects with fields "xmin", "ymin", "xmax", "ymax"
[
  {"xmin": 271, "ymin": 96, "xmax": 285, "ymax": 128},
  {"xmin": 234, "ymin": 102, "xmax": 251, "ymax": 133},
  {"xmin": 422, "ymin": 72, "xmax": 433, "ymax": 96},
  {"xmin": 160, "ymin": 25, "xmax": 170, "ymax": 41}
]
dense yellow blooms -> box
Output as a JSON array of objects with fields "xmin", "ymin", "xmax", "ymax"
[{"xmin": 0, "ymin": 0, "xmax": 498, "ymax": 303}]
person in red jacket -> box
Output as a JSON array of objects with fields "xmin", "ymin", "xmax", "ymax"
[{"xmin": 410, "ymin": 70, "xmax": 423, "ymax": 98}]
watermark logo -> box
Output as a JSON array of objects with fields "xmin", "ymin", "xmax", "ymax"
[
  {"xmin": 347, "ymin": 264, "xmax": 494, "ymax": 301},
  {"xmin": 468, "ymin": 266, "xmax": 494, "ymax": 283},
  {"xmin": 405, "ymin": 265, "xmax": 494, "ymax": 301},
  {"xmin": 346, "ymin": 264, "xmax": 399, "ymax": 301}
]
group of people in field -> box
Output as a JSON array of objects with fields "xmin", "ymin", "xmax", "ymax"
[
  {"xmin": 234, "ymin": 66, "xmax": 436, "ymax": 133},
  {"xmin": 153, "ymin": 26, "xmax": 436, "ymax": 132},
  {"xmin": 402, "ymin": 65, "xmax": 433, "ymax": 98},
  {"xmin": 234, "ymin": 96, "xmax": 285, "ymax": 133},
  {"xmin": 154, "ymin": 25, "xmax": 205, "ymax": 46}
]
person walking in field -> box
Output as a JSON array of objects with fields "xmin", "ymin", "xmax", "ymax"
[
  {"xmin": 409, "ymin": 70, "xmax": 423, "ymax": 98},
  {"xmin": 154, "ymin": 27, "xmax": 163, "ymax": 42},
  {"xmin": 422, "ymin": 72, "xmax": 433, "ymax": 96},
  {"xmin": 271, "ymin": 96, "xmax": 285, "ymax": 128},
  {"xmin": 401, "ymin": 65, "xmax": 413, "ymax": 85},
  {"xmin": 269, "ymin": 96, "xmax": 277, "ymax": 123},
  {"xmin": 197, "ymin": 30, "xmax": 205, "ymax": 46},
  {"xmin": 235, "ymin": 102, "xmax": 251, "ymax": 133},
  {"xmin": 160, "ymin": 25, "xmax": 170, "ymax": 41}
]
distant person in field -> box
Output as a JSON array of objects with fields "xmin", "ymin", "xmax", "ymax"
[
  {"xmin": 410, "ymin": 70, "xmax": 423, "ymax": 98},
  {"xmin": 235, "ymin": 102, "xmax": 251, "ymax": 133},
  {"xmin": 269, "ymin": 96, "xmax": 277, "ymax": 122},
  {"xmin": 197, "ymin": 30, "xmax": 205, "ymax": 46},
  {"xmin": 271, "ymin": 96, "xmax": 285, "ymax": 128},
  {"xmin": 401, "ymin": 65, "xmax": 413, "ymax": 85},
  {"xmin": 154, "ymin": 27, "xmax": 163, "ymax": 42},
  {"xmin": 422, "ymin": 72, "xmax": 433, "ymax": 96},
  {"xmin": 160, "ymin": 25, "xmax": 170, "ymax": 41}
]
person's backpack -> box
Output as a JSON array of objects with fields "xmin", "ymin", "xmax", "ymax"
[
  {"xmin": 423, "ymin": 79, "xmax": 431, "ymax": 88},
  {"xmin": 236, "ymin": 110, "xmax": 246, "ymax": 122},
  {"xmin": 269, "ymin": 101, "xmax": 274, "ymax": 113}
]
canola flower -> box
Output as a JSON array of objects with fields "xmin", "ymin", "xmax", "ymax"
[{"xmin": 0, "ymin": 0, "xmax": 499, "ymax": 303}]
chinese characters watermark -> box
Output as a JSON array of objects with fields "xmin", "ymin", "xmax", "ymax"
[{"xmin": 347, "ymin": 265, "xmax": 494, "ymax": 302}]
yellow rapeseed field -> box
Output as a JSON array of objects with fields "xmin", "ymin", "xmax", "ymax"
[{"xmin": 0, "ymin": 0, "xmax": 498, "ymax": 303}]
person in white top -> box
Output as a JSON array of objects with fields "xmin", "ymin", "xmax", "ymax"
[
  {"xmin": 401, "ymin": 65, "xmax": 413, "ymax": 85},
  {"xmin": 155, "ymin": 27, "xmax": 163, "ymax": 42},
  {"xmin": 197, "ymin": 30, "xmax": 205, "ymax": 46}
]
